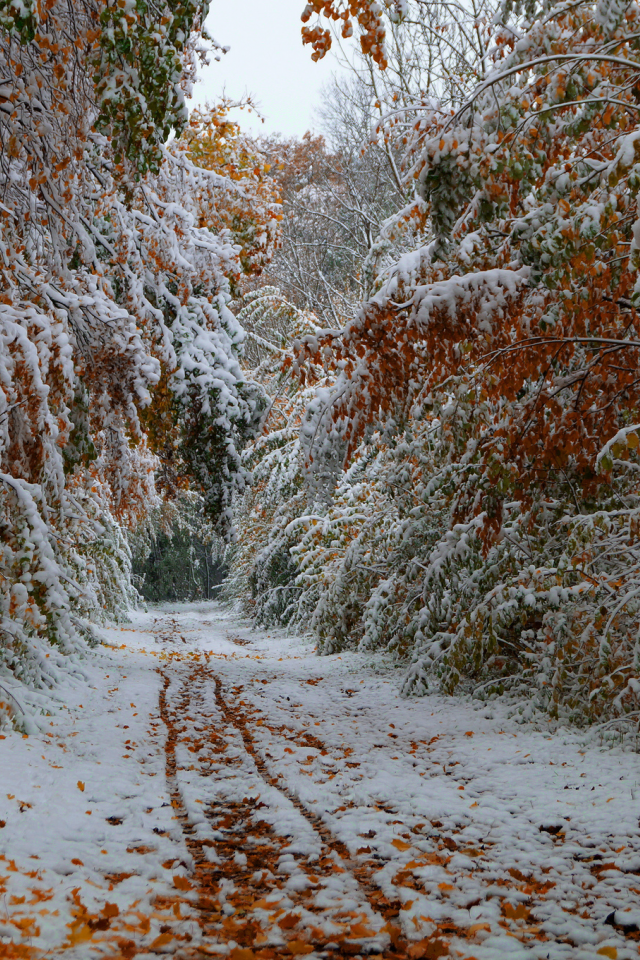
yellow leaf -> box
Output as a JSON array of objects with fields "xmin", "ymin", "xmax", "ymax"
[
  {"xmin": 287, "ymin": 942, "xmax": 314, "ymax": 956},
  {"xmin": 347, "ymin": 922, "xmax": 376, "ymax": 936},
  {"xmin": 66, "ymin": 921, "xmax": 94, "ymax": 946},
  {"xmin": 392, "ymin": 839, "xmax": 412, "ymax": 851},
  {"xmin": 230, "ymin": 949, "xmax": 255, "ymax": 960},
  {"xmin": 77, "ymin": 781, "xmax": 85, "ymax": 792},
  {"xmin": 149, "ymin": 933, "xmax": 173, "ymax": 950},
  {"xmin": 597, "ymin": 949, "xmax": 617, "ymax": 959}
]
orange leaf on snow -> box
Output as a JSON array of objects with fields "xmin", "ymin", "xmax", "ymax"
[
  {"xmin": 597, "ymin": 950, "xmax": 617, "ymax": 959},
  {"xmin": 11, "ymin": 917, "xmax": 40, "ymax": 936},
  {"xmin": 229, "ymin": 949, "xmax": 255, "ymax": 960},
  {"xmin": 278, "ymin": 912, "xmax": 300, "ymax": 929},
  {"xmin": 287, "ymin": 941, "xmax": 314, "ymax": 956},
  {"xmin": 347, "ymin": 922, "xmax": 376, "ymax": 937},
  {"xmin": 77, "ymin": 781, "xmax": 85, "ymax": 792},
  {"xmin": 29, "ymin": 888, "xmax": 54, "ymax": 903},
  {"xmin": 407, "ymin": 942, "xmax": 449, "ymax": 959},
  {"xmin": 503, "ymin": 903, "xmax": 530, "ymax": 921},
  {"xmin": 173, "ymin": 875, "xmax": 193, "ymax": 891},
  {"xmin": 392, "ymin": 839, "xmax": 412, "ymax": 851},
  {"xmin": 101, "ymin": 902, "xmax": 119, "ymax": 919},
  {"xmin": 149, "ymin": 932, "xmax": 174, "ymax": 950},
  {"xmin": 252, "ymin": 897, "xmax": 282, "ymax": 911},
  {"xmin": 71, "ymin": 859, "xmax": 84, "ymax": 866},
  {"xmin": 65, "ymin": 921, "xmax": 94, "ymax": 946}
]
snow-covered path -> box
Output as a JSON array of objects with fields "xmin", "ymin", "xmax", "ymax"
[{"xmin": 1, "ymin": 603, "xmax": 640, "ymax": 959}]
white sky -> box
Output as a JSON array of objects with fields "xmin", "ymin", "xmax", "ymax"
[{"xmin": 191, "ymin": 0, "xmax": 346, "ymax": 138}]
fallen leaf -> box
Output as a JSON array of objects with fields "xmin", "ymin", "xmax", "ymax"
[
  {"xmin": 149, "ymin": 932, "xmax": 173, "ymax": 950},
  {"xmin": 66, "ymin": 921, "xmax": 94, "ymax": 946},
  {"xmin": 597, "ymin": 949, "xmax": 617, "ymax": 959},
  {"xmin": 347, "ymin": 922, "xmax": 375, "ymax": 937},
  {"xmin": 287, "ymin": 942, "xmax": 314, "ymax": 956},
  {"xmin": 77, "ymin": 781, "xmax": 85, "ymax": 792},
  {"xmin": 173, "ymin": 875, "xmax": 193, "ymax": 891},
  {"xmin": 71, "ymin": 858, "xmax": 84, "ymax": 866},
  {"xmin": 230, "ymin": 949, "xmax": 255, "ymax": 960},
  {"xmin": 392, "ymin": 838, "xmax": 412, "ymax": 851},
  {"xmin": 408, "ymin": 941, "xmax": 449, "ymax": 959},
  {"xmin": 503, "ymin": 903, "xmax": 530, "ymax": 921}
]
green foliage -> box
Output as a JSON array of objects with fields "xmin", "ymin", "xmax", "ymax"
[
  {"xmin": 133, "ymin": 527, "xmax": 225, "ymax": 603},
  {"xmin": 131, "ymin": 496, "xmax": 226, "ymax": 603},
  {"xmin": 93, "ymin": 0, "xmax": 210, "ymax": 175},
  {"xmin": 0, "ymin": 0, "xmax": 36, "ymax": 42}
]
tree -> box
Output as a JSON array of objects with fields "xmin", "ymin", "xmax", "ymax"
[
  {"xmin": 0, "ymin": 0, "xmax": 276, "ymax": 718},
  {"xmin": 289, "ymin": 0, "xmax": 640, "ymax": 720}
]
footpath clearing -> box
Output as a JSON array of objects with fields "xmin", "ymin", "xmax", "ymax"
[{"xmin": 0, "ymin": 603, "xmax": 639, "ymax": 959}]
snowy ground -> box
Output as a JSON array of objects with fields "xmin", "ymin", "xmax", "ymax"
[{"xmin": 1, "ymin": 602, "xmax": 640, "ymax": 959}]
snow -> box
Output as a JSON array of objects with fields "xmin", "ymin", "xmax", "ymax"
[{"xmin": 1, "ymin": 602, "xmax": 639, "ymax": 958}]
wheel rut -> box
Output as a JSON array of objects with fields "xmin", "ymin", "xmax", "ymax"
[{"xmin": 158, "ymin": 658, "xmax": 452, "ymax": 959}]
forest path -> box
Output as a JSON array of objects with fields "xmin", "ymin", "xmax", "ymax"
[{"xmin": 1, "ymin": 603, "xmax": 640, "ymax": 960}]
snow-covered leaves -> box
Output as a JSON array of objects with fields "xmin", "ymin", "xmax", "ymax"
[
  {"xmin": 226, "ymin": 0, "xmax": 640, "ymax": 723},
  {"xmin": 0, "ymin": 3, "xmax": 274, "ymax": 713}
]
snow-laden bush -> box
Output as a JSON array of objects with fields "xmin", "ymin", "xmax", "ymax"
[
  {"xmin": 0, "ymin": 0, "xmax": 279, "ymax": 725},
  {"xmin": 232, "ymin": 379, "xmax": 640, "ymax": 725}
]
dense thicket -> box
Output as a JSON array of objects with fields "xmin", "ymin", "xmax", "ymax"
[
  {"xmin": 226, "ymin": 0, "xmax": 640, "ymax": 725},
  {"xmin": 7, "ymin": 0, "xmax": 640, "ymax": 730},
  {"xmin": 0, "ymin": 0, "xmax": 278, "ymax": 724}
]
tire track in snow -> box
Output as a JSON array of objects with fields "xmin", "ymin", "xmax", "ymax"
[
  {"xmin": 159, "ymin": 662, "xmax": 401, "ymax": 956},
  {"xmin": 159, "ymin": 657, "xmax": 457, "ymax": 958},
  {"xmin": 152, "ymin": 610, "xmax": 640, "ymax": 959},
  {"xmin": 208, "ymin": 664, "xmax": 420, "ymax": 954},
  {"xmin": 158, "ymin": 667, "xmax": 219, "ymax": 958}
]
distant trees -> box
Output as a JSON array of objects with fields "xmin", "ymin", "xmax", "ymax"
[{"xmin": 132, "ymin": 495, "xmax": 226, "ymax": 603}]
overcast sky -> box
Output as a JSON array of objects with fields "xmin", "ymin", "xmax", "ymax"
[{"xmin": 191, "ymin": 0, "xmax": 345, "ymax": 138}]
